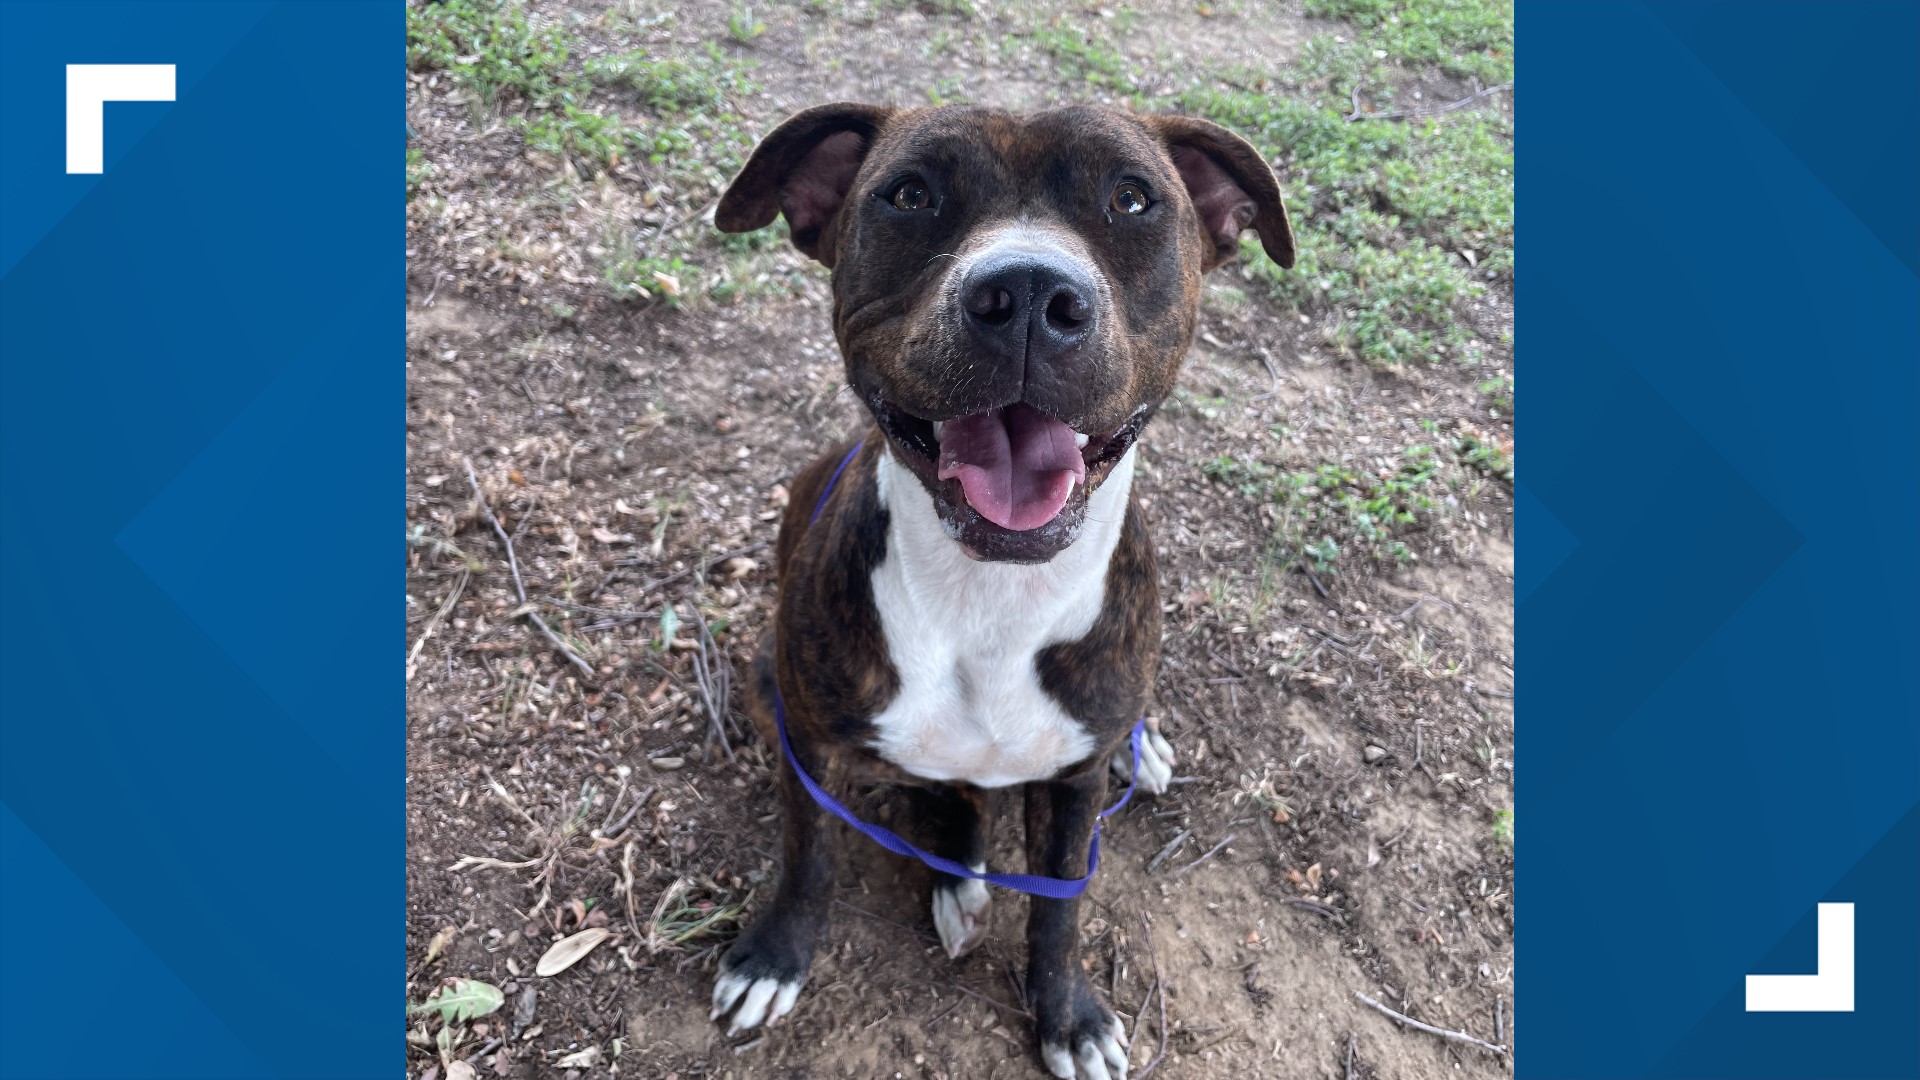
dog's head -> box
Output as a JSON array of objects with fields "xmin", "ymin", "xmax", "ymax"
[{"xmin": 719, "ymin": 104, "xmax": 1293, "ymax": 562}]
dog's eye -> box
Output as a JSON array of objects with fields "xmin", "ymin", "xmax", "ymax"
[
  {"xmin": 890, "ymin": 180, "xmax": 932, "ymax": 212},
  {"xmin": 1110, "ymin": 182, "xmax": 1149, "ymax": 216}
]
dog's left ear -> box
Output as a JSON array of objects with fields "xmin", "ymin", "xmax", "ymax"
[
  {"xmin": 1145, "ymin": 115, "xmax": 1296, "ymax": 272},
  {"xmin": 716, "ymin": 102, "xmax": 896, "ymax": 268}
]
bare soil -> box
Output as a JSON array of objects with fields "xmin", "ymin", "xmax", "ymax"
[{"xmin": 406, "ymin": 3, "xmax": 1514, "ymax": 1078}]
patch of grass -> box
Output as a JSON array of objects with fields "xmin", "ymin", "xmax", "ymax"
[
  {"xmin": 1029, "ymin": 25, "xmax": 1132, "ymax": 91},
  {"xmin": 407, "ymin": 0, "xmax": 569, "ymax": 116},
  {"xmin": 1208, "ymin": 448, "xmax": 1451, "ymax": 572},
  {"xmin": 1177, "ymin": 59, "xmax": 1510, "ymax": 365},
  {"xmin": 1303, "ymin": 0, "xmax": 1512, "ymax": 83},
  {"xmin": 406, "ymin": 148, "xmax": 431, "ymax": 200},
  {"xmin": 601, "ymin": 230, "xmax": 692, "ymax": 305},
  {"xmin": 585, "ymin": 44, "xmax": 755, "ymax": 113},
  {"xmin": 1454, "ymin": 429, "xmax": 1512, "ymax": 482},
  {"xmin": 1478, "ymin": 374, "xmax": 1513, "ymax": 413},
  {"xmin": 726, "ymin": 5, "xmax": 766, "ymax": 43},
  {"xmin": 1251, "ymin": 214, "xmax": 1476, "ymax": 366},
  {"xmin": 1203, "ymin": 454, "xmax": 1276, "ymax": 498},
  {"xmin": 518, "ymin": 105, "xmax": 640, "ymax": 171},
  {"xmin": 1493, "ymin": 808, "xmax": 1513, "ymax": 849}
]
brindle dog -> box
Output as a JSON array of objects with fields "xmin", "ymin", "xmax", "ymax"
[{"xmin": 707, "ymin": 103, "xmax": 1292, "ymax": 1080}]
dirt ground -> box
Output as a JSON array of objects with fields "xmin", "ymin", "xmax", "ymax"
[{"xmin": 405, "ymin": 3, "xmax": 1514, "ymax": 1078}]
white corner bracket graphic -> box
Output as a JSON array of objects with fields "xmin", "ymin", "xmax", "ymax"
[
  {"xmin": 1745, "ymin": 902, "xmax": 1855, "ymax": 1012},
  {"xmin": 66, "ymin": 64, "xmax": 176, "ymax": 174}
]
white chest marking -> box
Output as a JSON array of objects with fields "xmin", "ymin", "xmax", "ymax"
[{"xmin": 867, "ymin": 447, "xmax": 1136, "ymax": 788}]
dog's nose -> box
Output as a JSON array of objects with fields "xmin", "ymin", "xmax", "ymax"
[{"xmin": 960, "ymin": 251, "xmax": 1098, "ymax": 368}]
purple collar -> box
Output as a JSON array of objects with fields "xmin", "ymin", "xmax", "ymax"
[{"xmin": 780, "ymin": 439, "xmax": 1146, "ymax": 899}]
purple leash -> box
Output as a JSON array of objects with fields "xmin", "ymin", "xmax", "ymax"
[{"xmin": 781, "ymin": 439, "xmax": 1147, "ymax": 900}]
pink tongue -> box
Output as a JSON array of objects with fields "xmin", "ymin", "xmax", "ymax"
[{"xmin": 936, "ymin": 403, "xmax": 1088, "ymax": 531}]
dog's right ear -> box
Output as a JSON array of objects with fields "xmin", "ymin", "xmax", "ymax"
[{"xmin": 716, "ymin": 103, "xmax": 895, "ymax": 268}]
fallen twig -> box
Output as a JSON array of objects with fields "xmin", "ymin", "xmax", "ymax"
[
  {"xmin": 1345, "ymin": 1031, "xmax": 1356, "ymax": 1080},
  {"xmin": 1146, "ymin": 829, "xmax": 1193, "ymax": 874},
  {"xmin": 463, "ymin": 458, "xmax": 594, "ymax": 679},
  {"xmin": 950, "ymin": 980, "xmax": 1031, "ymax": 1019},
  {"xmin": 1353, "ymin": 991, "xmax": 1508, "ymax": 1057},
  {"xmin": 1170, "ymin": 834, "xmax": 1236, "ymax": 879},
  {"xmin": 1281, "ymin": 896, "xmax": 1347, "ymax": 924},
  {"xmin": 407, "ymin": 566, "xmax": 469, "ymax": 682},
  {"xmin": 685, "ymin": 602, "xmax": 736, "ymax": 761},
  {"xmin": 1347, "ymin": 78, "xmax": 1513, "ymax": 122},
  {"xmin": 1137, "ymin": 916, "xmax": 1171, "ymax": 1079}
]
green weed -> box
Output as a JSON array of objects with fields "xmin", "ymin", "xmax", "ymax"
[
  {"xmin": 406, "ymin": 148, "xmax": 431, "ymax": 200},
  {"xmin": 519, "ymin": 105, "xmax": 640, "ymax": 170},
  {"xmin": 1029, "ymin": 26, "xmax": 1132, "ymax": 90},
  {"xmin": 1478, "ymin": 374, "xmax": 1513, "ymax": 413},
  {"xmin": 586, "ymin": 44, "xmax": 755, "ymax": 112},
  {"xmin": 1303, "ymin": 0, "xmax": 1512, "ymax": 82},
  {"xmin": 727, "ymin": 5, "xmax": 767, "ymax": 43},
  {"xmin": 1454, "ymin": 430, "xmax": 1513, "ymax": 482},
  {"xmin": 407, "ymin": 0, "xmax": 569, "ymax": 116},
  {"xmin": 1207, "ymin": 448, "xmax": 1450, "ymax": 571}
]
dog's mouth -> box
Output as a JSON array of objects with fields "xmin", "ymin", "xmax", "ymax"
[{"xmin": 872, "ymin": 396, "xmax": 1147, "ymax": 536}]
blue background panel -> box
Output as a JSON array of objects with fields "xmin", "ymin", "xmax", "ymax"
[
  {"xmin": 0, "ymin": 3, "xmax": 392, "ymax": 1078},
  {"xmin": 1527, "ymin": 3, "xmax": 1918, "ymax": 1078}
]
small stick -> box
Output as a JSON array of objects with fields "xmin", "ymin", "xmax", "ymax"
[
  {"xmin": 1495, "ymin": 995, "xmax": 1504, "ymax": 1045},
  {"xmin": 1171, "ymin": 834, "xmax": 1235, "ymax": 879},
  {"xmin": 1127, "ymin": 977, "xmax": 1158, "ymax": 1052},
  {"xmin": 1348, "ymin": 79, "xmax": 1513, "ymax": 122},
  {"xmin": 464, "ymin": 458, "xmax": 594, "ymax": 679},
  {"xmin": 1353, "ymin": 991, "xmax": 1508, "ymax": 1057},
  {"xmin": 1281, "ymin": 897, "xmax": 1346, "ymax": 924},
  {"xmin": 1345, "ymin": 1032, "xmax": 1356, "ymax": 1080},
  {"xmin": 1146, "ymin": 829, "xmax": 1193, "ymax": 874},
  {"xmin": 1251, "ymin": 346, "xmax": 1282, "ymax": 401},
  {"xmin": 1137, "ymin": 916, "xmax": 1170, "ymax": 1079},
  {"xmin": 950, "ymin": 980, "xmax": 1031, "ymax": 1019}
]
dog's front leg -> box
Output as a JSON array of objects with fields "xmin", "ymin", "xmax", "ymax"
[
  {"xmin": 710, "ymin": 740, "xmax": 837, "ymax": 1035},
  {"xmin": 1025, "ymin": 771, "xmax": 1131, "ymax": 1080}
]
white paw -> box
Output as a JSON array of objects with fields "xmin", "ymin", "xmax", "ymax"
[
  {"xmin": 1111, "ymin": 720, "xmax": 1174, "ymax": 796},
  {"xmin": 932, "ymin": 867, "xmax": 990, "ymax": 959},
  {"xmin": 1041, "ymin": 1015, "xmax": 1131, "ymax": 1080},
  {"xmin": 710, "ymin": 969, "xmax": 804, "ymax": 1035}
]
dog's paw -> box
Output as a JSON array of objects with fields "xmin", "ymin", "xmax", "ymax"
[
  {"xmin": 1036, "ymin": 988, "xmax": 1131, "ymax": 1080},
  {"xmin": 710, "ymin": 918, "xmax": 813, "ymax": 1035},
  {"xmin": 1111, "ymin": 718, "xmax": 1174, "ymax": 796},
  {"xmin": 931, "ymin": 868, "xmax": 990, "ymax": 959}
]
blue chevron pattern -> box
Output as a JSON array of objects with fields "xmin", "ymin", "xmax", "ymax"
[
  {"xmin": 1527, "ymin": 4, "xmax": 1918, "ymax": 1076},
  {"xmin": 0, "ymin": 3, "xmax": 390, "ymax": 1078}
]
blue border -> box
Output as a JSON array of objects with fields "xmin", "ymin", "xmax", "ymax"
[
  {"xmin": 1526, "ymin": 3, "xmax": 1918, "ymax": 1077},
  {"xmin": 0, "ymin": 3, "xmax": 392, "ymax": 1077}
]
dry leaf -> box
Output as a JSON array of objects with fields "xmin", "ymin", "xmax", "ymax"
[
  {"xmin": 507, "ymin": 469, "xmax": 526, "ymax": 486},
  {"xmin": 1305, "ymin": 863, "xmax": 1323, "ymax": 891},
  {"xmin": 651, "ymin": 270, "xmax": 681, "ymax": 297},
  {"xmin": 424, "ymin": 926, "xmax": 456, "ymax": 965},
  {"xmin": 446, "ymin": 1063, "xmax": 476, "ymax": 1080},
  {"xmin": 536, "ymin": 927, "xmax": 612, "ymax": 976},
  {"xmin": 555, "ymin": 1046, "xmax": 601, "ymax": 1068},
  {"xmin": 591, "ymin": 527, "xmax": 633, "ymax": 544}
]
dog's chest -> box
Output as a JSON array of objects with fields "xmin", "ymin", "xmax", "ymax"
[{"xmin": 863, "ymin": 451, "xmax": 1133, "ymax": 788}]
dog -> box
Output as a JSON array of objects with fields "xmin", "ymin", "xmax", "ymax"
[{"xmin": 706, "ymin": 102, "xmax": 1293, "ymax": 1079}]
